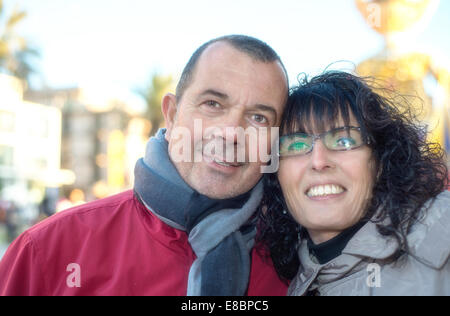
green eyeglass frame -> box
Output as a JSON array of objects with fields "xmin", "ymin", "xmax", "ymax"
[{"xmin": 279, "ymin": 126, "xmax": 369, "ymax": 157}]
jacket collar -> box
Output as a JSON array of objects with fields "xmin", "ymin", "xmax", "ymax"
[
  {"xmin": 342, "ymin": 219, "xmax": 398, "ymax": 259},
  {"xmin": 289, "ymin": 191, "xmax": 450, "ymax": 295},
  {"xmin": 406, "ymin": 191, "xmax": 450, "ymax": 269},
  {"xmin": 344, "ymin": 191, "xmax": 450, "ymax": 268}
]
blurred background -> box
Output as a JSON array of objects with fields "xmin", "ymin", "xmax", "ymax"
[{"xmin": 0, "ymin": 0, "xmax": 449, "ymax": 258}]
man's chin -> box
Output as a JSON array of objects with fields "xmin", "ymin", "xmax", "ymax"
[
  {"xmin": 189, "ymin": 178, "xmax": 253, "ymax": 199},
  {"xmin": 194, "ymin": 184, "xmax": 242, "ymax": 200},
  {"xmin": 178, "ymin": 163, "xmax": 261, "ymax": 199}
]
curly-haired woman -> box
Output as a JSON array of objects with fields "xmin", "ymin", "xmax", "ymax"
[{"xmin": 258, "ymin": 71, "xmax": 450, "ymax": 296}]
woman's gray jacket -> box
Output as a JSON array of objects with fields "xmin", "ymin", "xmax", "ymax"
[{"xmin": 288, "ymin": 191, "xmax": 450, "ymax": 296}]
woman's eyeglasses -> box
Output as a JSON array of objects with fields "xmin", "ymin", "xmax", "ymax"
[{"xmin": 279, "ymin": 126, "xmax": 368, "ymax": 157}]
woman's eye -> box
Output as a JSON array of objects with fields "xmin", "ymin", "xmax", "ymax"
[
  {"xmin": 251, "ymin": 114, "xmax": 268, "ymax": 124},
  {"xmin": 288, "ymin": 141, "xmax": 309, "ymax": 152},
  {"xmin": 335, "ymin": 138, "xmax": 356, "ymax": 148}
]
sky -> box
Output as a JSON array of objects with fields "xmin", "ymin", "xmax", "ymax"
[{"xmin": 5, "ymin": 0, "xmax": 450, "ymax": 110}]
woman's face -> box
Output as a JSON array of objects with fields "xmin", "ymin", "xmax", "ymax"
[{"xmin": 277, "ymin": 116, "xmax": 377, "ymax": 244}]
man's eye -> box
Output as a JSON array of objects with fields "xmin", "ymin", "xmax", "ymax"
[
  {"xmin": 204, "ymin": 100, "xmax": 221, "ymax": 109},
  {"xmin": 251, "ymin": 114, "xmax": 268, "ymax": 124}
]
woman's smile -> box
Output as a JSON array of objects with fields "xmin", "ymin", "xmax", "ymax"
[{"xmin": 305, "ymin": 183, "xmax": 346, "ymax": 198}]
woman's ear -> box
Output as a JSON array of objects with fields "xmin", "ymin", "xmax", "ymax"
[{"xmin": 161, "ymin": 93, "xmax": 177, "ymax": 141}]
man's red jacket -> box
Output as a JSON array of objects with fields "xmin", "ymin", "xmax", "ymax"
[{"xmin": 0, "ymin": 190, "xmax": 287, "ymax": 296}]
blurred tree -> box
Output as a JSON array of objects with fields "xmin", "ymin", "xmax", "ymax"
[
  {"xmin": 136, "ymin": 72, "xmax": 174, "ymax": 137},
  {"xmin": 0, "ymin": 0, "xmax": 39, "ymax": 87}
]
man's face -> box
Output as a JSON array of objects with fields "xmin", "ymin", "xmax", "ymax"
[{"xmin": 163, "ymin": 42, "xmax": 288, "ymax": 199}]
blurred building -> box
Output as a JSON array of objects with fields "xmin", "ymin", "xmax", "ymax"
[
  {"xmin": 25, "ymin": 85, "xmax": 150, "ymax": 202},
  {"xmin": 0, "ymin": 74, "xmax": 69, "ymax": 235}
]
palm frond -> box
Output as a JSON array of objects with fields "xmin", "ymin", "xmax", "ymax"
[{"xmin": 6, "ymin": 10, "xmax": 26, "ymax": 30}]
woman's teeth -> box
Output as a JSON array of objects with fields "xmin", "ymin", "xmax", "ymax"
[{"xmin": 307, "ymin": 184, "xmax": 345, "ymax": 197}]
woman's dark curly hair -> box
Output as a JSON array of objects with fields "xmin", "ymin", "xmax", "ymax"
[{"xmin": 257, "ymin": 71, "xmax": 449, "ymax": 281}]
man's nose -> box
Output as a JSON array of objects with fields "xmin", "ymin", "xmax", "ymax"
[
  {"xmin": 310, "ymin": 139, "xmax": 334, "ymax": 171},
  {"xmin": 219, "ymin": 110, "xmax": 246, "ymax": 145},
  {"xmin": 223, "ymin": 126, "xmax": 241, "ymax": 145}
]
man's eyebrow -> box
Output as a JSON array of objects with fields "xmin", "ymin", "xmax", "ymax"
[
  {"xmin": 252, "ymin": 104, "xmax": 278, "ymax": 120},
  {"xmin": 198, "ymin": 90, "xmax": 278, "ymax": 121},
  {"xmin": 199, "ymin": 89, "xmax": 229, "ymax": 100}
]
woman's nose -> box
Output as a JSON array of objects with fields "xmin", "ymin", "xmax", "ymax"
[{"xmin": 310, "ymin": 139, "xmax": 334, "ymax": 171}]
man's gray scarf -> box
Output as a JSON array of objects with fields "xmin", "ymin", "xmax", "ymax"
[{"xmin": 134, "ymin": 129, "xmax": 263, "ymax": 296}]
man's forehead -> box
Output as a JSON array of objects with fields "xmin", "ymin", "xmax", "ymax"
[
  {"xmin": 195, "ymin": 42, "xmax": 255, "ymax": 75},
  {"xmin": 195, "ymin": 41, "xmax": 285, "ymax": 80},
  {"xmin": 183, "ymin": 40, "xmax": 288, "ymax": 117},
  {"xmin": 200, "ymin": 41, "xmax": 249, "ymax": 62}
]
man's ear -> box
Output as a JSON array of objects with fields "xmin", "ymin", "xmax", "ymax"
[{"xmin": 161, "ymin": 93, "xmax": 178, "ymax": 141}]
